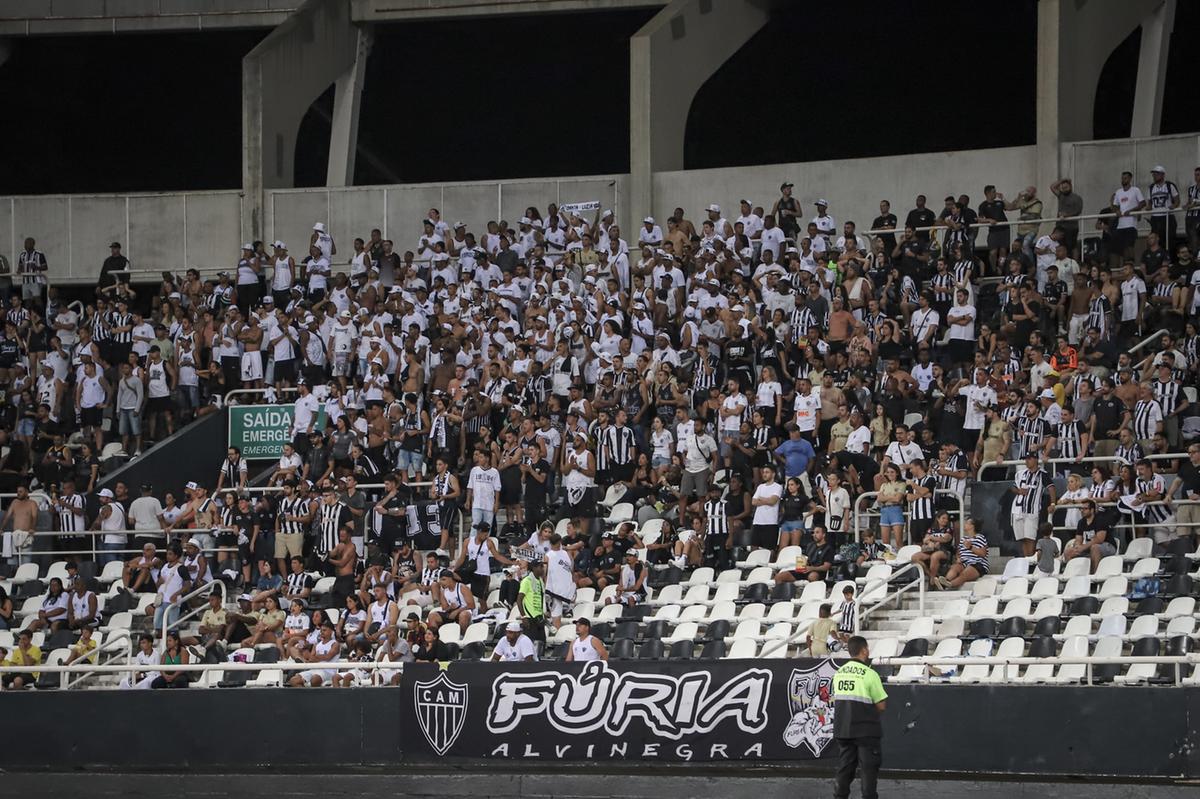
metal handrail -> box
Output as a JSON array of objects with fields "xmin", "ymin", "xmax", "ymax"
[
  {"xmin": 976, "ymin": 454, "xmax": 1129, "ymax": 482},
  {"xmin": 1127, "ymin": 328, "xmax": 1171, "ymax": 357},
  {"xmin": 224, "ymin": 386, "xmax": 298, "ymax": 404},
  {"xmin": 64, "ymin": 630, "xmax": 135, "ymax": 691},
  {"xmin": 864, "ymin": 204, "xmax": 1178, "ymax": 237},
  {"xmin": 161, "ymin": 579, "xmax": 225, "ymax": 641},
  {"xmin": 859, "ymin": 562, "xmax": 925, "ymax": 623},
  {"xmin": 874, "ymin": 654, "xmax": 1198, "ymax": 686}
]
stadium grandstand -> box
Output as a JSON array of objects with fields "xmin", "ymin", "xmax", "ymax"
[{"xmin": 1, "ymin": 0, "xmax": 1200, "ymax": 792}]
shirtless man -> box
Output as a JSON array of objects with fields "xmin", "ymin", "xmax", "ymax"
[
  {"xmin": 366, "ymin": 404, "xmax": 389, "ymax": 464},
  {"xmin": 1067, "ymin": 272, "xmax": 1092, "ymax": 346},
  {"xmin": 237, "ymin": 312, "xmax": 264, "ymax": 390},
  {"xmin": 1, "ymin": 484, "xmax": 40, "ymax": 560},
  {"xmin": 328, "ymin": 525, "xmax": 359, "ymax": 610},
  {"xmin": 123, "ymin": 542, "xmax": 162, "ymax": 593}
]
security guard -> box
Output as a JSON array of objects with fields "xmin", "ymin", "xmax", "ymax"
[{"xmin": 832, "ymin": 635, "xmax": 887, "ymax": 799}]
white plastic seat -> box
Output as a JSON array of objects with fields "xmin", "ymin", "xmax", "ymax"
[
  {"xmin": 98, "ymin": 559, "xmax": 126, "ymax": 586},
  {"xmin": 1095, "ymin": 596, "xmax": 1128, "ymax": 618},
  {"xmin": 706, "ymin": 601, "xmax": 738, "ymax": 622},
  {"xmin": 712, "ymin": 583, "xmax": 740, "ymax": 603},
  {"xmin": 1096, "ymin": 576, "xmax": 1127, "ymax": 600},
  {"xmin": 1090, "ymin": 635, "xmax": 1124, "ymax": 680},
  {"xmin": 597, "ymin": 603, "xmax": 624, "ymax": 622},
  {"xmin": 1030, "ymin": 577, "xmax": 1059, "ymax": 600},
  {"xmin": 553, "ymin": 518, "xmax": 570, "ymax": 538},
  {"xmin": 600, "ymin": 483, "xmax": 628, "ymax": 510},
  {"xmin": 438, "ymin": 625, "xmax": 462, "ymax": 645},
  {"xmin": 999, "ymin": 577, "xmax": 1029, "ymax": 600},
  {"xmin": 1095, "ymin": 613, "xmax": 1127, "ymax": 638},
  {"xmin": 863, "ymin": 563, "xmax": 892, "ymax": 583},
  {"xmin": 598, "ymin": 585, "xmax": 619, "ymax": 604},
  {"xmin": 12, "ymin": 563, "xmax": 39, "ymax": 584},
  {"xmin": 795, "ymin": 602, "xmax": 822, "ymax": 622},
  {"xmin": 553, "ymin": 624, "xmax": 576, "ymax": 644},
  {"xmin": 744, "ymin": 566, "xmax": 773, "ymax": 585},
  {"xmin": 1001, "ymin": 598, "xmax": 1031, "ymax": 620},
  {"xmin": 762, "ymin": 622, "xmax": 792, "ymax": 641},
  {"xmin": 716, "ymin": 568, "xmax": 742, "ymax": 584},
  {"xmin": 903, "ymin": 616, "xmax": 935, "ymax": 640},
  {"xmin": 461, "ymin": 622, "xmax": 490, "ymax": 646},
  {"xmin": 894, "ymin": 545, "xmax": 921, "ymax": 563},
  {"xmin": 651, "ymin": 604, "xmax": 681, "ymax": 622},
  {"xmin": 859, "ymin": 580, "xmax": 887, "ymax": 604},
  {"xmin": 1122, "ymin": 536, "xmax": 1153, "ymax": 562},
  {"xmin": 731, "ymin": 620, "xmax": 761, "ymax": 640},
  {"xmin": 737, "ymin": 549, "xmax": 772, "ymax": 569},
  {"xmin": 325, "ymin": 608, "xmax": 340, "ymax": 625},
  {"xmin": 651, "ymin": 584, "xmax": 682, "ymax": 606},
  {"xmin": 684, "ymin": 567, "xmax": 714, "ymax": 587},
  {"xmin": 639, "ymin": 518, "xmax": 665, "ymax": 541},
  {"xmin": 797, "ymin": 581, "xmax": 828, "ymax": 604},
  {"xmin": 871, "ymin": 637, "xmax": 899, "ymax": 659},
  {"xmin": 724, "ymin": 639, "xmax": 756, "ymax": 659},
  {"xmin": 999, "ymin": 557, "xmax": 1030, "ymax": 582},
  {"xmin": 681, "ymin": 584, "xmax": 710, "ymax": 606},
  {"xmin": 970, "ymin": 576, "xmax": 999, "ymax": 600},
  {"xmin": 1130, "ymin": 557, "xmax": 1160, "ymax": 578},
  {"xmin": 933, "ymin": 599, "xmax": 970, "ymax": 620},
  {"xmin": 603, "ymin": 502, "xmax": 635, "ymax": 527},
  {"xmin": 1163, "ymin": 597, "xmax": 1196, "ymax": 619},
  {"xmin": 248, "ymin": 669, "xmax": 283, "ymax": 687},
  {"xmin": 663, "ymin": 622, "xmax": 698, "ymax": 645},
  {"xmin": 1165, "ymin": 616, "xmax": 1196, "ymax": 636},
  {"xmin": 569, "ymin": 602, "xmax": 594, "ymax": 622},
  {"xmin": 937, "ymin": 617, "xmax": 965, "ymax": 639},
  {"xmin": 772, "ymin": 547, "xmax": 803, "ymax": 570},
  {"xmin": 575, "ymin": 587, "xmax": 596, "ymax": 605},
  {"xmin": 1060, "ymin": 558, "xmax": 1091, "ymax": 580},
  {"xmin": 1091, "ymin": 555, "xmax": 1123, "ymax": 581},
  {"xmin": 983, "ymin": 636, "xmax": 1027, "ymax": 684},
  {"xmin": 1123, "ymin": 615, "xmax": 1159, "ymax": 640},
  {"xmin": 1060, "ymin": 575, "xmax": 1092, "ymax": 601},
  {"xmin": 1050, "ymin": 635, "xmax": 1091, "ymax": 683},
  {"xmin": 966, "ymin": 597, "xmax": 1000, "ymax": 620},
  {"xmin": 766, "ymin": 602, "xmax": 796, "ymax": 622},
  {"xmin": 312, "ymin": 576, "xmax": 336, "ymax": 597},
  {"xmin": 679, "ymin": 604, "xmax": 707, "ymax": 624},
  {"xmin": 1019, "ymin": 663, "xmax": 1056, "ymax": 683},
  {"xmin": 44, "ymin": 561, "xmax": 71, "ymax": 586},
  {"xmin": 759, "ymin": 640, "xmax": 789, "ymax": 659},
  {"xmin": 0, "ymin": 631, "xmax": 13, "ymax": 651},
  {"xmin": 1059, "ymin": 615, "xmax": 1092, "ymax": 638},
  {"xmin": 195, "ymin": 668, "xmax": 224, "ymax": 688},
  {"xmin": 17, "ymin": 595, "xmax": 44, "ymax": 618},
  {"xmin": 100, "ymin": 442, "xmax": 126, "ymax": 460},
  {"xmin": 830, "ymin": 579, "xmax": 856, "ymax": 599},
  {"xmin": 1032, "ymin": 597, "xmax": 1063, "ymax": 619},
  {"xmin": 1115, "ymin": 660, "xmax": 1158, "ymax": 684},
  {"xmin": 737, "ymin": 603, "xmax": 765, "ymax": 622}
]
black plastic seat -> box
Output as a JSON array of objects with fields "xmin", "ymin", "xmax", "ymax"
[
  {"xmin": 637, "ymin": 638, "xmax": 664, "ymax": 660},
  {"xmin": 642, "ymin": 620, "xmax": 671, "ymax": 641},
  {"xmin": 1164, "ymin": 574, "xmax": 1194, "ymax": 598},
  {"xmin": 703, "ymin": 619, "xmax": 730, "ymax": 643},
  {"xmin": 590, "ymin": 622, "xmax": 613, "ymax": 643},
  {"xmin": 613, "ymin": 621, "xmax": 641, "ymax": 641},
  {"xmin": 900, "ymin": 638, "xmax": 928, "ymax": 658},
  {"xmin": 1033, "ymin": 616, "xmax": 1061, "ymax": 637},
  {"xmin": 443, "ymin": 642, "xmax": 460, "ymax": 660},
  {"xmin": 668, "ymin": 640, "xmax": 694, "ymax": 660},
  {"xmin": 650, "ymin": 566, "xmax": 682, "ymax": 589},
  {"xmin": 624, "ymin": 605, "xmax": 651, "ymax": 621},
  {"xmin": 610, "ymin": 638, "xmax": 636, "ymax": 659},
  {"xmin": 1166, "ymin": 635, "xmax": 1191, "ymax": 656},
  {"xmin": 998, "ymin": 617, "xmax": 1026, "ymax": 639},
  {"xmin": 1028, "ymin": 636, "xmax": 1057, "ymax": 659},
  {"xmin": 1070, "ymin": 596, "xmax": 1100, "ymax": 616},
  {"xmin": 699, "ymin": 640, "xmax": 726, "ymax": 659},
  {"xmin": 1162, "ymin": 555, "xmax": 1189, "ymax": 576},
  {"xmin": 1163, "ymin": 538, "xmax": 1192, "ymax": 558},
  {"xmin": 770, "ymin": 582, "xmax": 795, "ymax": 603},
  {"xmin": 460, "ymin": 642, "xmax": 485, "ymax": 660},
  {"xmin": 550, "ymin": 641, "xmax": 571, "ymax": 660},
  {"xmin": 1134, "ymin": 596, "xmax": 1164, "ymax": 616},
  {"xmin": 968, "ymin": 618, "xmax": 998, "ymax": 639},
  {"xmin": 742, "ymin": 583, "xmax": 769, "ymax": 604},
  {"xmin": 45, "ymin": 629, "xmax": 78, "ymax": 650}
]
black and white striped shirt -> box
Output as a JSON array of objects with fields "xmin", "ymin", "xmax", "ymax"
[
  {"xmin": 1087, "ymin": 295, "xmax": 1111, "ymax": 341},
  {"xmin": 1015, "ymin": 467, "xmax": 1049, "ymax": 514},
  {"xmin": 692, "ymin": 354, "xmax": 719, "ymax": 393},
  {"xmin": 17, "ymin": 249, "xmax": 47, "ymax": 285},
  {"xmin": 837, "ymin": 599, "xmax": 856, "ymax": 635},
  {"xmin": 934, "ymin": 452, "xmax": 969, "ymax": 497},
  {"xmin": 704, "ymin": 499, "xmax": 728, "ymax": 538},
  {"xmin": 1017, "ymin": 416, "xmax": 1051, "ymax": 457},
  {"xmin": 109, "ymin": 312, "xmax": 133, "ymax": 344},
  {"xmin": 56, "ymin": 493, "xmax": 85, "ymax": 533},
  {"xmin": 1115, "ymin": 441, "xmax": 1144, "ymax": 465},
  {"xmin": 277, "ymin": 496, "xmax": 308, "ymax": 536},
  {"xmin": 1133, "ymin": 399, "xmax": 1163, "ymax": 440},
  {"xmin": 605, "ymin": 425, "xmax": 636, "ymax": 466},
  {"xmin": 220, "ymin": 457, "xmax": 246, "ymax": 489},
  {"xmin": 790, "ymin": 307, "xmax": 817, "ymax": 342},
  {"xmin": 1057, "ymin": 420, "xmax": 1083, "ymax": 460},
  {"xmin": 1136, "ymin": 474, "xmax": 1171, "ymax": 523},
  {"xmin": 751, "ymin": 424, "xmax": 772, "ymax": 453},
  {"xmin": 317, "ymin": 500, "xmax": 346, "ymax": 555},
  {"xmin": 593, "ymin": 425, "xmax": 613, "ymax": 471},
  {"xmin": 1153, "ymin": 379, "xmax": 1181, "ymax": 417},
  {"xmin": 909, "ymin": 475, "xmax": 936, "ymax": 520}
]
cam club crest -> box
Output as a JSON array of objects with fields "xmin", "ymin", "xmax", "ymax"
[
  {"xmin": 782, "ymin": 658, "xmax": 836, "ymax": 756},
  {"xmin": 414, "ymin": 671, "xmax": 469, "ymax": 756}
]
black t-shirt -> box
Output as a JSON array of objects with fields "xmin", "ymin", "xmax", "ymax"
[
  {"xmin": 1141, "ymin": 247, "xmax": 1168, "ymax": 276},
  {"xmin": 593, "ymin": 548, "xmax": 619, "ymax": 575},
  {"xmin": 871, "ymin": 214, "xmax": 898, "ymax": 251},
  {"xmin": 523, "ymin": 458, "xmax": 551, "ymax": 504},
  {"xmin": 978, "ymin": 199, "xmax": 1008, "ymax": 235},
  {"xmin": 804, "ymin": 540, "xmax": 836, "ymax": 572},
  {"xmin": 1176, "ymin": 461, "xmax": 1200, "ymax": 498},
  {"xmin": 378, "ymin": 492, "xmax": 406, "ymax": 539},
  {"xmin": 905, "ymin": 208, "xmax": 936, "ymax": 240},
  {"xmin": 1090, "ymin": 397, "xmax": 1125, "ymax": 441},
  {"xmin": 231, "ymin": 510, "xmax": 258, "ymax": 539},
  {"xmin": 1042, "ymin": 280, "xmax": 1067, "ymax": 306},
  {"xmin": 1075, "ymin": 517, "xmax": 1109, "ymax": 545}
]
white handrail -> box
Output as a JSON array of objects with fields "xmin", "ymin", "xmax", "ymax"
[
  {"xmin": 977, "ymin": 454, "xmax": 1129, "ymax": 482},
  {"xmin": 64, "ymin": 630, "xmax": 135, "ymax": 691},
  {"xmin": 161, "ymin": 579, "xmax": 225, "ymax": 641},
  {"xmin": 875, "ymin": 654, "xmax": 1198, "ymax": 686},
  {"xmin": 860, "ymin": 562, "xmax": 925, "ymax": 623},
  {"xmin": 864, "ymin": 204, "xmax": 1179, "ymax": 237}
]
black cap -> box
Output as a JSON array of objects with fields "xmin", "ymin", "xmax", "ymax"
[
  {"xmin": 110, "ymin": 241, "xmax": 122, "ymax": 248},
  {"xmin": 575, "ymin": 618, "xmax": 591, "ymax": 628}
]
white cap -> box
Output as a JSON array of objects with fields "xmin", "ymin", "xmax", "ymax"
[
  {"xmin": 1039, "ymin": 388, "xmax": 1056, "ymax": 399},
  {"xmin": 601, "ymin": 209, "xmax": 614, "ymax": 219},
  {"xmin": 273, "ymin": 240, "xmax": 287, "ymax": 250},
  {"xmin": 241, "ymin": 243, "xmax": 253, "ymax": 251},
  {"xmin": 739, "ymin": 247, "xmax": 754, "ymax": 260},
  {"xmin": 706, "ymin": 203, "xmax": 721, "ymax": 213},
  {"xmin": 184, "ymin": 481, "xmax": 199, "ymax": 491},
  {"xmin": 183, "ymin": 538, "xmax": 198, "ymax": 549},
  {"xmin": 815, "ymin": 198, "xmax": 829, "ymax": 207},
  {"xmin": 643, "ymin": 216, "xmax": 655, "ymax": 224},
  {"xmin": 1151, "ymin": 165, "xmax": 1166, "ymax": 174},
  {"xmin": 454, "ymin": 220, "xmax": 466, "ymax": 229},
  {"xmin": 731, "ymin": 304, "xmax": 745, "ymax": 312},
  {"xmin": 520, "ymin": 216, "xmax": 531, "ymax": 225},
  {"xmin": 313, "ymin": 222, "xmax": 326, "ymax": 232},
  {"xmin": 505, "ymin": 621, "xmax": 523, "ymax": 632},
  {"xmin": 98, "ymin": 488, "xmax": 114, "ymax": 499}
]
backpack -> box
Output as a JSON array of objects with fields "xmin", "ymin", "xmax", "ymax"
[{"xmin": 1129, "ymin": 576, "xmax": 1161, "ymax": 601}]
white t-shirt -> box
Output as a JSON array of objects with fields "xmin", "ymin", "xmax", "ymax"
[
  {"xmin": 845, "ymin": 425, "xmax": 871, "ymax": 454},
  {"xmin": 755, "ymin": 381, "xmax": 782, "ymax": 410},
  {"xmin": 292, "ymin": 393, "xmax": 320, "ymax": 436},
  {"xmin": 721, "ymin": 393, "xmax": 747, "ymax": 432},
  {"xmin": 128, "ymin": 496, "xmax": 165, "ymax": 533},
  {"xmin": 793, "ymin": 390, "xmax": 821, "ymax": 432},
  {"xmin": 751, "ymin": 481, "xmax": 783, "ymax": 525},
  {"xmin": 1120, "ymin": 276, "xmax": 1145, "ymax": 321},
  {"xmin": 946, "ymin": 304, "xmax": 976, "ymax": 340},
  {"xmin": 1113, "ymin": 186, "xmax": 1145, "ymax": 229},
  {"xmin": 494, "ymin": 634, "xmax": 538, "ymax": 662},
  {"xmin": 468, "ymin": 466, "xmax": 501, "ymax": 511},
  {"xmin": 884, "ymin": 441, "xmax": 924, "ymax": 470},
  {"xmin": 962, "ymin": 384, "xmax": 997, "ymax": 429}
]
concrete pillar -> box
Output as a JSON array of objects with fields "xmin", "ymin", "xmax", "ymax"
[
  {"xmin": 1130, "ymin": 0, "xmax": 1175, "ymax": 138},
  {"xmin": 242, "ymin": 0, "xmax": 363, "ymax": 241},
  {"xmin": 327, "ymin": 25, "xmax": 374, "ymax": 187},
  {"xmin": 1035, "ymin": 0, "xmax": 1061, "ymax": 199},
  {"xmin": 629, "ymin": 0, "xmax": 769, "ymax": 232},
  {"xmin": 0, "ymin": 39, "xmax": 11, "ymax": 68}
]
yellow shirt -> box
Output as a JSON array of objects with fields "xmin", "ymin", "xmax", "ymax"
[
  {"xmin": 70, "ymin": 638, "xmax": 98, "ymax": 664},
  {"xmin": 260, "ymin": 609, "xmax": 285, "ymax": 629},
  {"xmin": 200, "ymin": 608, "xmax": 227, "ymax": 629},
  {"xmin": 5, "ymin": 644, "xmax": 43, "ymax": 677}
]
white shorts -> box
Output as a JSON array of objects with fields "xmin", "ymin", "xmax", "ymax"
[
  {"xmin": 1012, "ymin": 512, "xmax": 1039, "ymax": 541},
  {"xmin": 546, "ymin": 595, "xmax": 573, "ymax": 619},
  {"xmin": 240, "ymin": 352, "xmax": 263, "ymax": 381},
  {"xmin": 331, "ymin": 351, "xmax": 351, "ymax": 377},
  {"xmin": 678, "ymin": 530, "xmax": 696, "ymax": 545},
  {"xmin": 299, "ymin": 668, "xmax": 336, "ymax": 684},
  {"xmin": 404, "ymin": 592, "xmax": 433, "ymax": 608}
]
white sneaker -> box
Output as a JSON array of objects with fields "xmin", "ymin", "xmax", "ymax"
[
  {"xmin": 671, "ymin": 555, "xmax": 687, "ymax": 570},
  {"xmin": 435, "ymin": 549, "xmax": 450, "ymax": 558}
]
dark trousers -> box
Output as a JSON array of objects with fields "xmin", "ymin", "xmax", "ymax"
[{"xmin": 834, "ymin": 737, "xmax": 881, "ymax": 799}]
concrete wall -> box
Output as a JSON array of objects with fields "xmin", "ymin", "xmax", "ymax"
[
  {"xmin": 651, "ymin": 145, "xmax": 1038, "ymax": 233},
  {"xmin": 0, "ymin": 190, "xmax": 243, "ymax": 286},
  {"xmin": 1062, "ymin": 132, "xmax": 1200, "ymax": 225},
  {"xmin": 265, "ymin": 174, "xmax": 628, "ymax": 261},
  {"xmin": 0, "ymin": 0, "xmax": 296, "ymax": 35}
]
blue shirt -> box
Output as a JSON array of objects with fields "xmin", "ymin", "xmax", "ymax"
[{"xmin": 774, "ymin": 438, "xmax": 815, "ymax": 477}]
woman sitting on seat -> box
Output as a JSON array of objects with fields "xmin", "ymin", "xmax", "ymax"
[
  {"xmin": 939, "ymin": 518, "xmax": 989, "ymax": 589},
  {"xmin": 911, "ymin": 509, "xmax": 956, "ymax": 588}
]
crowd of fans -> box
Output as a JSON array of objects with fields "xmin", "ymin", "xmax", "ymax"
[{"xmin": 2, "ymin": 164, "xmax": 1199, "ymax": 685}]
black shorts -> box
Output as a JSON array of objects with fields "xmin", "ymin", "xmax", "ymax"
[
  {"xmin": 961, "ymin": 428, "xmax": 981, "ymax": 454},
  {"xmin": 80, "ymin": 406, "xmax": 103, "ymax": 427},
  {"xmin": 469, "ymin": 574, "xmax": 490, "ymax": 603},
  {"xmin": 274, "ymin": 359, "xmax": 296, "ymax": 384},
  {"xmin": 146, "ymin": 395, "xmax": 173, "ymax": 414},
  {"xmin": 752, "ymin": 523, "xmax": 779, "ymax": 549},
  {"xmin": 1113, "ymin": 226, "xmax": 1137, "ymax": 253}
]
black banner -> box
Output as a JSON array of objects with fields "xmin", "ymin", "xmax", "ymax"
[{"xmin": 400, "ymin": 658, "xmax": 841, "ymax": 762}]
